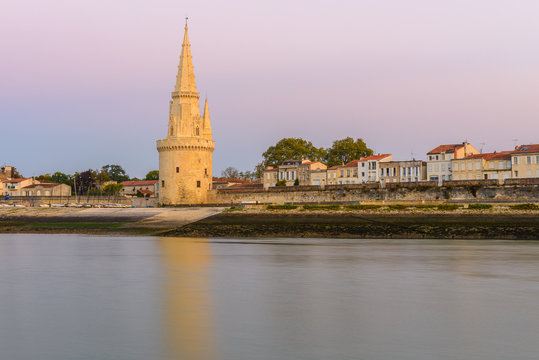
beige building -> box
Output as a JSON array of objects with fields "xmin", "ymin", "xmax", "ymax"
[
  {"xmin": 358, "ymin": 154, "xmax": 392, "ymax": 183},
  {"xmin": 120, "ymin": 180, "xmax": 159, "ymax": 197},
  {"xmin": 2, "ymin": 178, "xmax": 37, "ymax": 197},
  {"xmin": 453, "ymin": 152, "xmax": 512, "ymax": 181},
  {"xmin": 379, "ymin": 160, "xmax": 427, "ymax": 185},
  {"xmin": 511, "ymin": 144, "xmax": 539, "ymax": 179},
  {"xmin": 156, "ymin": 22, "xmax": 215, "ymax": 205},
  {"xmin": 264, "ymin": 160, "xmax": 327, "ymax": 187},
  {"xmin": 0, "ymin": 166, "xmax": 15, "ymax": 180},
  {"xmin": 21, "ymin": 183, "xmax": 71, "ymax": 197},
  {"xmin": 426, "ymin": 142, "xmax": 479, "ymax": 181},
  {"xmin": 262, "ymin": 168, "xmax": 278, "ymax": 189},
  {"xmin": 327, "ymin": 160, "xmax": 360, "ymax": 185}
]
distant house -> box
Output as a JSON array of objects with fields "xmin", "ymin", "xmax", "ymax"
[
  {"xmin": 511, "ymin": 144, "xmax": 539, "ymax": 179},
  {"xmin": 453, "ymin": 152, "xmax": 512, "ymax": 181},
  {"xmin": 358, "ymin": 154, "xmax": 393, "ymax": 183},
  {"xmin": 2, "ymin": 178, "xmax": 37, "ymax": 197},
  {"xmin": 327, "ymin": 160, "xmax": 361, "ymax": 185},
  {"xmin": 379, "ymin": 160, "xmax": 427, "ymax": 185},
  {"xmin": 263, "ymin": 159, "xmax": 327, "ymax": 188},
  {"xmin": 120, "ymin": 180, "xmax": 159, "ymax": 197},
  {"xmin": 20, "ymin": 183, "xmax": 71, "ymax": 197},
  {"xmin": 0, "ymin": 166, "xmax": 15, "ymax": 180},
  {"xmin": 426, "ymin": 142, "xmax": 479, "ymax": 181}
]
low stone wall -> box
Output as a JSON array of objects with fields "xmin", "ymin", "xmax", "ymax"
[
  {"xmin": 209, "ymin": 180, "xmax": 539, "ymax": 205},
  {"xmin": 0, "ymin": 196, "xmax": 132, "ymax": 207}
]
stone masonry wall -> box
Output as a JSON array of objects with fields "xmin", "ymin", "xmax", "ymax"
[{"xmin": 209, "ymin": 180, "xmax": 539, "ymax": 205}]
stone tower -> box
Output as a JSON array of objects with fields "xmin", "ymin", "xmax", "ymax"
[{"xmin": 157, "ymin": 22, "xmax": 215, "ymax": 205}]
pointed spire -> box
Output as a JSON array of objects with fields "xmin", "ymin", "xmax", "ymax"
[
  {"xmin": 174, "ymin": 18, "xmax": 198, "ymax": 95},
  {"xmin": 203, "ymin": 98, "xmax": 210, "ymax": 122},
  {"xmin": 202, "ymin": 97, "xmax": 212, "ymax": 139}
]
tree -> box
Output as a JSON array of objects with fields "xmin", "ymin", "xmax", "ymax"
[
  {"xmin": 259, "ymin": 138, "xmax": 326, "ymax": 169},
  {"xmin": 325, "ymin": 137, "xmax": 373, "ymax": 167},
  {"xmin": 145, "ymin": 170, "xmax": 159, "ymax": 180},
  {"xmin": 51, "ymin": 172, "xmax": 72, "ymax": 185},
  {"xmin": 74, "ymin": 170, "xmax": 95, "ymax": 195},
  {"xmin": 221, "ymin": 167, "xmax": 239, "ymax": 179},
  {"xmin": 102, "ymin": 183, "xmax": 123, "ymax": 196},
  {"xmin": 101, "ymin": 164, "xmax": 129, "ymax": 182},
  {"xmin": 36, "ymin": 173, "xmax": 52, "ymax": 182},
  {"xmin": 294, "ymin": 178, "xmax": 299, "ymax": 186}
]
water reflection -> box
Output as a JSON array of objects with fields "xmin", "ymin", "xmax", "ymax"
[{"xmin": 158, "ymin": 237, "xmax": 215, "ymax": 360}]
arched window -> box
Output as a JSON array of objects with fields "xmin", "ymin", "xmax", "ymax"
[
  {"xmin": 170, "ymin": 126, "xmax": 173, "ymax": 136},
  {"xmin": 196, "ymin": 126, "xmax": 199, "ymax": 136}
]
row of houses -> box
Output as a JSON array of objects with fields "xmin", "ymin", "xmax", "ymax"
[
  {"xmin": 263, "ymin": 142, "xmax": 539, "ymax": 188},
  {"xmin": 1, "ymin": 178, "xmax": 71, "ymax": 197}
]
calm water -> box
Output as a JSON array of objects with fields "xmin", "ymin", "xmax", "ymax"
[{"xmin": 1, "ymin": 235, "xmax": 539, "ymax": 360}]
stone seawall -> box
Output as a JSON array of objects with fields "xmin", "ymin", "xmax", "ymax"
[{"xmin": 210, "ymin": 179, "xmax": 539, "ymax": 204}]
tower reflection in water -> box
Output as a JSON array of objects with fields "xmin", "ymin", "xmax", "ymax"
[{"xmin": 158, "ymin": 237, "xmax": 215, "ymax": 360}]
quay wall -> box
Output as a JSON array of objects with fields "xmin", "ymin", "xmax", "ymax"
[{"xmin": 209, "ymin": 179, "xmax": 539, "ymax": 205}]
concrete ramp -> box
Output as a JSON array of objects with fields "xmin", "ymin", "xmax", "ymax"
[{"xmin": 134, "ymin": 207, "xmax": 226, "ymax": 228}]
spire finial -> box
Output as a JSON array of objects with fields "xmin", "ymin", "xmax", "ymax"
[{"xmin": 185, "ymin": 17, "xmax": 189, "ymax": 29}]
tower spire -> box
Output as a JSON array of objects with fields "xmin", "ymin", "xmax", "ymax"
[
  {"xmin": 202, "ymin": 97, "xmax": 212, "ymax": 139},
  {"xmin": 174, "ymin": 19, "xmax": 198, "ymax": 95}
]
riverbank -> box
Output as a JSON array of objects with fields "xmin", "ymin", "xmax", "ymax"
[
  {"xmin": 1, "ymin": 205, "xmax": 538, "ymax": 239},
  {"xmin": 168, "ymin": 205, "xmax": 539, "ymax": 239}
]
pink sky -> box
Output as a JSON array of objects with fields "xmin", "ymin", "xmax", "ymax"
[{"xmin": 1, "ymin": 0, "xmax": 538, "ymax": 178}]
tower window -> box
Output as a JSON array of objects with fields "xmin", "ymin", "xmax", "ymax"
[
  {"xmin": 176, "ymin": 167, "xmax": 179, "ymax": 173},
  {"xmin": 162, "ymin": 180, "xmax": 165, "ymax": 187},
  {"xmin": 204, "ymin": 168, "xmax": 207, "ymax": 175},
  {"xmin": 196, "ymin": 181, "xmax": 201, "ymax": 188},
  {"xmin": 196, "ymin": 127, "xmax": 199, "ymax": 136}
]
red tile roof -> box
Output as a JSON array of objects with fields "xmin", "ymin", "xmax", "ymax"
[
  {"xmin": 359, "ymin": 154, "xmax": 392, "ymax": 161},
  {"xmin": 458, "ymin": 151, "xmax": 513, "ymax": 161},
  {"xmin": 121, "ymin": 180, "xmax": 158, "ymax": 186},
  {"xmin": 427, "ymin": 144, "xmax": 464, "ymax": 155},
  {"xmin": 212, "ymin": 177, "xmax": 254, "ymax": 184},
  {"xmin": 1, "ymin": 178, "xmax": 30, "ymax": 183},
  {"xmin": 137, "ymin": 189, "xmax": 154, "ymax": 195},
  {"xmin": 514, "ymin": 144, "xmax": 539, "ymax": 154},
  {"xmin": 21, "ymin": 183, "xmax": 63, "ymax": 189}
]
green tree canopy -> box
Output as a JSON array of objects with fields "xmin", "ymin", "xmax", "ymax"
[
  {"xmin": 325, "ymin": 137, "xmax": 373, "ymax": 167},
  {"xmin": 102, "ymin": 183, "xmax": 124, "ymax": 196},
  {"xmin": 101, "ymin": 164, "xmax": 129, "ymax": 182},
  {"xmin": 74, "ymin": 170, "xmax": 95, "ymax": 195},
  {"xmin": 35, "ymin": 173, "xmax": 52, "ymax": 182},
  {"xmin": 260, "ymin": 138, "xmax": 326, "ymax": 168},
  {"xmin": 144, "ymin": 170, "xmax": 159, "ymax": 180}
]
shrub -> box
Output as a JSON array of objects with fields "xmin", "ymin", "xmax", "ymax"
[
  {"xmin": 437, "ymin": 204, "xmax": 461, "ymax": 211},
  {"xmin": 467, "ymin": 204, "xmax": 493, "ymax": 210},
  {"xmin": 344, "ymin": 204, "xmax": 382, "ymax": 210},
  {"xmin": 303, "ymin": 205, "xmax": 341, "ymax": 211},
  {"xmin": 413, "ymin": 204, "xmax": 437, "ymax": 209},
  {"xmin": 510, "ymin": 203, "xmax": 539, "ymax": 210},
  {"xmin": 275, "ymin": 180, "xmax": 287, "ymax": 187},
  {"xmin": 293, "ymin": 178, "xmax": 299, "ymax": 186},
  {"xmin": 267, "ymin": 204, "xmax": 298, "ymax": 210}
]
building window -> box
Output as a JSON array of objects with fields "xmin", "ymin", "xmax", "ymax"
[
  {"xmin": 176, "ymin": 167, "xmax": 179, "ymax": 173},
  {"xmin": 527, "ymin": 156, "xmax": 531, "ymax": 164},
  {"xmin": 197, "ymin": 181, "xmax": 201, "ymax": 188},
  {"xmin": 196, "ymin": 127, "xmax": 199, "ymax": 136},
  {"xmin": 514, "ymin": 157, "xmax": 518, "ymax": 164},
  {"xmin": 454, "ymin": 163, "xmax": 459, "ymax": 171},
  {"xmin": 205, "ymin": 168, "xmax": 207, "ymax": 175},
  {"xmin": 162, "ymin": 180, "xmax": 165, "ymax": 187}
]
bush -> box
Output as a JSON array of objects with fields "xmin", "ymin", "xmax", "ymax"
[
  {"xmin": 267, "ymin": 204, "xmax": 298, "ymax": 210},
  {"xmin": 293, "ymin": 178, "xmax": 299, "ymax": 186},
  {"xmin": 303, "ymin": 205, "xmax": 341, "ymax": 211},
  {"xmin": 510, "ymin": 203, "xmax": 539, "ymax": 210},
  {"xmin": 344, "ymin": 204, "xmax": 382, "ymax": 210},
  {"xmin": 275, "ymin": 180, "xmax": 287, "ymax": 187},
  {"xmin": 437, "ymin": 204, "xmax": 461, "ymax": 211},
  {"xmin": 467, "ymin": 204, "xmax": 493, "ymax": 210},
  {"xmin": 412, "ymin": 204, "xmax": 437, "ymax": 209}
]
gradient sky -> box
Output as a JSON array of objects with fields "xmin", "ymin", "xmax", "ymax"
[{"xmin": 2, "ymin": 0, "xmax": 538, "ymax": 178}]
